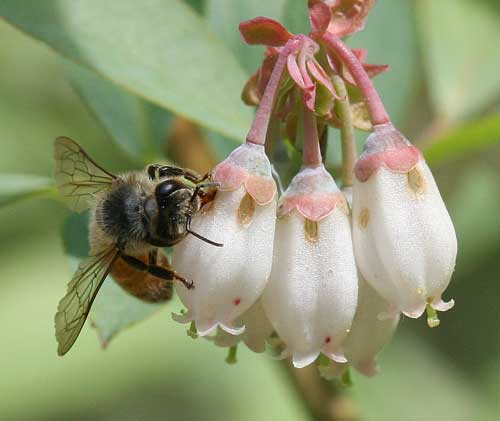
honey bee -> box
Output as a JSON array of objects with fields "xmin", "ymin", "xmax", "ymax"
[{"xmin": 53, "ymin": 137, "xmax": 221, "ymax": 356}]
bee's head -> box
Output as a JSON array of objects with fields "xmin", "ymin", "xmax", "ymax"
[
  {"xmin": 154, "ymin": 179, "xmax": 188, "ymax": 208},
  {"xmin": 143, "ymin": 179, "xmax": 195, "ymax": 247}
]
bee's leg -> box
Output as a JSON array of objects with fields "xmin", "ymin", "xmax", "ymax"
[
  {"xmin": 148, "ymin": 247, "xmax": 158, "ymax": 265},
  {"xmin": 147, "ymin": 164, "xmax": 162, "ymax": 180},
  {"xmin": 147, "ymin": 164, "xmax": 202, "ymax": 183},
  {"xmin": 190, "ymin": 181, "xmax": 219, "ymax": 207},
  {"xmin": 178, "ymin": 168, "xmax": 203, "ymax": 183},
  {"xmin": 147, "ymin": 164, "xmax": 188, "ymax": 180},
  {"xmin": 193, "ymin": 181, "xmax": 220, "ymax": 193},
  {"xmin": 119, "ymin": 253, "xmax": 194, "ymax": 290}
]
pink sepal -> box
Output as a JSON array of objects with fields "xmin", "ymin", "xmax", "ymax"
[
  {"xmin": 279, "ymin": 192, "xmax": 348, "ymax": 221},
  {"xmin": 309, "ymin": 1, "xmax": 332, "ymax": 35},
  {"xmin": 212, "ymin": 161, "xmax": 247, "ymax": 190},
  {"xmin": 278, "ymin": 165, "xmax": 347, "ymax": 220},
  {"xmin": 338, "ymin": 48, "xmax": 389, "ymax": 86},
  {"xmin": 287, "ymin": 52, "xmax": 316, "ymax": 111},
  {"xmin": 212, "ymin": 162, "xmax": 277, "ymax": 206},
  {"xmin": 307, "ymin": 59, "xmax": 341, "ymax": 100},
  {"xmin": 245, "ymin": 175, "xmax": 277, "ymax": 206},
  {"xmin": 326, "ymin": 0, "xmax": 375, "ymax": 37},
  {"xmin": 354, "ymin": 145, "xmax": 423, "ymax": 182},
  {"xmin": 239, "ymin": 17, "xmax": 292, "ymax": 47}
]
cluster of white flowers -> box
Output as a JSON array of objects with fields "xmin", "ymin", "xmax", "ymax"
[{"xmin": 172, "ymin": 122, "xmax": 457, "ymax": 376}]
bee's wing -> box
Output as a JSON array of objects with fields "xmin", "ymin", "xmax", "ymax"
[
  {"xmin": 55, "ymin": 247, "xmax": 119, "ymax": 356},
  {"xmin": 54, "ymin": 136, "xmax": 116, "ymax": 212}
]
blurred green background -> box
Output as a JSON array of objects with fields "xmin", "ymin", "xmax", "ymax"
[{"xmin": 0, "ymin": 1, "xmax": 499, "ymax": 420}]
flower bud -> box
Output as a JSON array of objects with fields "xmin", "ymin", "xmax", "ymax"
[
  {"xmin": 352, "ymin": 123, "xmax": 457, "ymax": 323},
  {"xmin": 173, "ymin": 143, "xmax": 277, "ymax": 336},
  {"xmin": 262, "ymin": 165, "xmax": 358, "ymax": 368}
]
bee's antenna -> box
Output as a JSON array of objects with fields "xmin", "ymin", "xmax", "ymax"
[{"xmin": 187, "ymin": 229, "xmax": 223, "ymax": 247}]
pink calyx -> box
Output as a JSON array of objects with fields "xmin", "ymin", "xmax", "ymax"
[
  {"xmin": 354, "ymin": 146, "xmax": 422, "ymax": 182},
  {"xmin": 278, "ymin": 165, "xmax": 347, "ymax": 221},
  {"xmin": 354, "ymin": 123, "xmax": 423, "ymax": 182},
  {"xmin": 211, "ymin": 143, "xmax": 277, "ymax": 206},
  {"xmin": 279, "ymin": 191, "xmax": 348, "ymax": 221}
]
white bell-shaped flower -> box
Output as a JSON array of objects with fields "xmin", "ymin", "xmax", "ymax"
[
  {"xmin": 318, "ymin": 279, "xmax": 400, "ymax": 380},
  {"xmin": 352, "ymin": 123, "xmax": 457, "ymax": 324},
  {"xmin": 173, "ymin": 142, "xmax": 277, "ymax": 336},
  {"xmin": 262, "ymin": 165, "xmax": 358, "ymax": 368},
  {"xmin": 210, "ymin": 299, "xmax": 274, "ymax": 353},
  {"xmin": 345, "ymin": 277, "xmax": 400, "ymax": 376}
]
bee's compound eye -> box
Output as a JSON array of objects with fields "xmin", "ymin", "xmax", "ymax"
[
  {"xmin": 156, "ymin": 180, "xmax": 184, "ymax": 198},
  {"xmin": 144, "ymin": 197, "xmax": 158, "ymax": 221}
]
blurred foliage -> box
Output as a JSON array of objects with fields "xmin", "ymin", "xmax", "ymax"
[
  {"xmin": 65, "ymin": 61, "xmax": 174, "ymax": 165},
  {"xmin": 0, "ymin": 174, "xmax": 54, "ymax": 208},
  {"xmin": 417, "ymin": 0, "xmax": 500, "ymax": 121},
  {"xmin": 0, "ymin": 1, "xmax": 499, "ymax": 421},
  {"xmin": 0, "ymin": 0, "xmax": 253, "ymax": 140}
]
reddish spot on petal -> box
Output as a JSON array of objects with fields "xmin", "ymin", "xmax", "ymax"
[
  {"xmin": 324, "ymin": 336, "xmax": 331, "ymax": 344},
  {"xmin": 233, "ymin": 298, "xmax": 241, "ymax": 306}
]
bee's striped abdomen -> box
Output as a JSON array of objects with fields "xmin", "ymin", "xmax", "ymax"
[{"xmin": 110, "ymin": 250, "xmax": 173, "ymax": 302}]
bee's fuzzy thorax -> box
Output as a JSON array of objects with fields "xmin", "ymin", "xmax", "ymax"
[{"xmin": 94, "ymin": 172, "xmax": 153, "ymax": 250}]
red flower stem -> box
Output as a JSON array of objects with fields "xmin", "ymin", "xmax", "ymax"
[
  {"xmin": 302, "ymin": 107, "xmax": 322, "ymax": 166},
  {"xmin": 246, "ymin": 41, "xmax": 297, "ymax": 146},
  {"xmin": 321, "ymin": 32, "xmax": 390, "ymax": 126}
]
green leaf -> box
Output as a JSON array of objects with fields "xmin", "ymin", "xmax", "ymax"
[
  {"xmin": 0, "ymin": 174, "xmax": 54, "ymax": 208},
  {"xmin": 349, "ymin": 0, "xmax": 419, "ymax": 128},
  {"xmin": 447, "ymin": 167, "xmax": 500, "ymax": 276},
  {"xmin": 205, "ymin": 0, "xmax": 286, "ymax": 74},
  {"xmin": 203, "ymin": 130, "xmax": 239, "ymax": 162},
  {"xmin": 281, "ymin": 0, "xmax": 310, "ymax": 35},
  {"xmin": 90, "ymin": 279, "xmax": 164, "ymax": 349},
  {"xmin": 65, "ymin": 61, "xmax": 173, "ymax": 164},
  {"xmin": 424, "ymin": 114, "xmax": 500, "ymax": 165},
  {"xmin": 61, "ymin": 211, "xmax": 166, "ymax": 348},
  {"xmin": 0, "ymin": 0, "xmax": 252, "ymax": 140},
  {"xmin": 417, "ymin": 0, "xmax": 500, "ymax": 120},
  {"xmin": 183, "ymin": 0, "xmax": 205, "ymax": 15},
  {"xmin": 61, "ymin": 211, "xmax": 90, "ymax": 258},
  {"xmin": 353, "ymin": 332, "xmax": 497, "ymax": 421}
]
